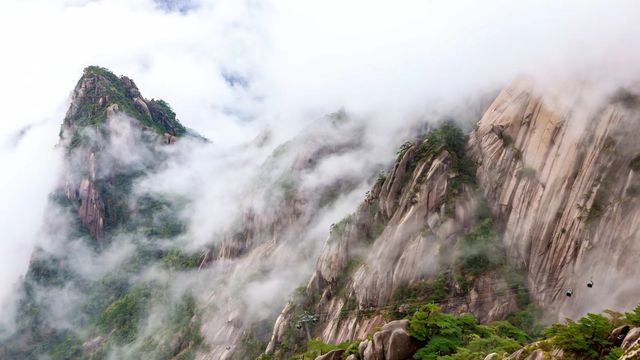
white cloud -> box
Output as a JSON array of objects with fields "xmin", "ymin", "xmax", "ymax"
[{"xmin": 1, "ymin": 0, "xmax": 640, "ymax": 344}]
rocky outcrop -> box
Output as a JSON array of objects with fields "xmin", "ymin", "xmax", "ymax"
[
  {"xmin": 82, "ymin": 336, "xmax": 106, "ymax": 354},
  {"xmin": 76, "ymin": 171, "xmax": 105, "ymax": 240},
  {"xmin": 611, "ymin": 325, "xmax": 631, "ymax": 347},
  {"xmin": 468, "ymin": 80, "xmax": 640, "ymax": 316},
  {"xmin": 315, "ymin": 349, "xmax": 345, "ymax": 360},
  {"xmin": 357, "ymin": 320, "xmax": 421, "ymax": 360},
  {"xmin": 196, "ymin": 117, "xmax": 376, "ymax": 359},
  {"xmin": 56, "ymin": 66, "xmax": 188, "ymax": 244},
  {"xmin": 266, "ymin": 81, "xmax": 640, "ymax": 358},
  {"xmin": 266, "ymin": 124, "xmax": 521, "ymax": 356},
  {"xmin": 504, "ymin": 345, "xmax": 563, "ymax": 360},
  {"xmin": 623, "ymin": 327, "xmax": 640, "ymax": 351}
]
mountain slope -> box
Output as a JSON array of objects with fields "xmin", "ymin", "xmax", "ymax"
[
  {"xmin": 0, "ymin": 66, "xmax": 199, "ymax": 360},
  {"xmin": 264, "ymin": 80, "xmax": 640, "ymax": 359},
  {"xmin": 264, "ymin": 122, "xmax": 529, "ymax": 358},
  {"xmin": 0, "ymin": 67, "xmax": 382, "ymax": 360},
  {"xmin": 59, "ymin": 65, "xmax": 189, "ymax": 243},
  {"xmin": 4, "ymin": 69, "xmax": 640, "ymax": 360},
  {"xmin": 468, "ymin": 80, "xmax": 640, "ymax": 317}
]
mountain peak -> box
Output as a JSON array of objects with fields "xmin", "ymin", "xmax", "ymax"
[{"xmin": 62, "ymin": 66, "xmax": 186, "ymax": 139}]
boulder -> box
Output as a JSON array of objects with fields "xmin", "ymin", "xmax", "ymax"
[
  {"xmin": 484, "ymin": 353, "xmax": 499, "ymax": 360},
  {"xmin": 359, "ymin": 320, "xmax": 420, "ymax": 360},
  {"xmin": 611, "ymin": 325, "xmax": 631, "ymax": 347},
  {"xmin": 106, "ymin": 103, "xmax": 119, "ymax": 118},
  {"xmin": 385, "ymin": 323, "xmax": 420, "ymax": 360},
  {"xmin": 623, "ymin": 327, "xmax": 640, "ymax": 351},
  {"xmin": 133, "ymin": 97, "xmax": 152, "ymax": 118}
]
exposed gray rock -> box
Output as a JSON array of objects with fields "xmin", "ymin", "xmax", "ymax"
[
  {"xmin": 359, "ymin": 340, "xmax": 370, "ymax": 358},
  {"xmin": 82, "ymin": 335, "xmax": 105, "ymax": 354},
  {"xmin": 468, "ymin": 80, "xmax": 640, "ymax": 314},
  {"xmin": 483, "ymin": 353, "xmax": 498, "ymax": 360},
  {"xmin": 315, "ymin": 349, "xmax": 344, "ymax": 360},
  {"xmin": 133, "ymin": 97, "xmax": 151, "ymax": 118},
  {"xmin": 358, "ymin": 320, "xmax": 420, "ymax": 360},
  {"xmin": 524, "ymin": 349, "xmax": 543, "ymax": 360},
  {"xmin": 623, "ymin": 327, "xmax": 640, "ymax": 351},
  {"xmin": 611, "ymin": 325, "xmax": 631, "ymax": 347},
  {"xmin": 621, "ymin": 343, "xmax": 640, "ymax": 360},
  {"xmin": 549, "ymin": 349, "xmax": 564, "ymax": 359},
  {"xmin": 383, "ymin": 320, "xmax": 420, "ymax": 360},
  {"xmin": 505, "ymin": 348, "xmax": 524, "ymax": 360},
  {"xmin": 106, "ymin": 103, "xmax": 119, "ymax": 117}
]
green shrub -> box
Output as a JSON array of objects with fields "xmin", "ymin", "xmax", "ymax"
[
  {"xmin": 96, "ymin": 285, "xmax": 152, "ymax": 343},
  {"xmin": 458, "ymin": 219, "xmax": 505, "ymax": 276},
  {"xmin": 413, "ymin": 336, "xmax": 459, "ymax": 359},
  {"xmin": 486, "ymin": 320, "xmax": 529, "ymax": 343},
  {"xmin": 397, "ymin": 141, "xmax": 414, "ymax": 160},
  {"xmin": 408, "ymin": 304, "xmax": 530, "ymax": 360},
  {"xmin": 409, "ymin": 304, "xmax": 465, "ymax": 342},
  {"xmin": 464, "ymin": 334, "xmax": 521, "ymax": 355},
  {"xmin": 625, "ymin": 304, "xmax": 640, "ymax": 326},
  {"xmin": 542, "ymin": 313, "xmax": 613, "ymax": 359},
  {"xmin": 47, "ymin": 333, "xmax": 83, "ymax": 360},
  {"xmin": 413, "ymin": 122, "xmax": 468, "ymax": 167},
  {"xmin": 290, "ymin": 338, "xmax": 359, "ymax": 359},
  {"xmin": 392, "ymin": 274, "xmax": 449, "ymax": 308},
  {"xmin": 162, "ymin": 249, "xmax": 201, "ymax": 270},
  {"xmin": 506, "ymin": 305, "xmax": 544, "ymax": 338},
  {"xmin": 329, "ymin": 214, "xmax": 355, "ymax": 239},
  {"xmin": 67, "ymin": 66, "xmax": 186, "ymax": 136},
  {"xmin": 605, "ymin": 347, "xmax": 624, "ymax": 360}
]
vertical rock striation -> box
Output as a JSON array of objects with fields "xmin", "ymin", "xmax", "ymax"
[{"xmin": 468, "ymin": 80, "xmax": 640, "ymax": 316}]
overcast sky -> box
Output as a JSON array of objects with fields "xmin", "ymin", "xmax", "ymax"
[{"xmin": 1, "ymin": 0, "xmax": 640, "ymax": 309}]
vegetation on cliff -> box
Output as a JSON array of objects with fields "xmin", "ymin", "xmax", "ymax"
[
  {"xmin": 65, "ymin": 66, "xmax": 186, "ymax": 136},
  {"xmin": 283, "ymin": 303, "xmax": 640, "ymax": 360}
]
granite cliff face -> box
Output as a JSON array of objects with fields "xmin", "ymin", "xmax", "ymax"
[
  {"xmin": 468, "ymin": 81, "xmax": 640, "ymax": 317},
  {"xmin": 0, "ymin": 66, "xmax": 198, "ymax": 360},
  {"xmin": 265, "ymin": 123, "xmax": 525, "ymax": 358},
  {"xmin": 5, "ymin": 67, "xmax": 640, "ymax": 360},
  {"xmin": 264, "ymin": 80, "xmax": 640, "ymax": 359},
  {"xmin": 193, "ymin": 115, "xmax": 372, "ymax": 360},
  {"xmin": 58, "ymin": 66, "xmax": 187, "ymax": 244}
]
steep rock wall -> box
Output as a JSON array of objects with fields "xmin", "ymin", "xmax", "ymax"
[
  {"xmin": 266, "ymin": 128, "xmax": 521, "ymax": 356},
  {"xmin": 468, "ymin": 80, "xmax": 640, "ymax": 317}
]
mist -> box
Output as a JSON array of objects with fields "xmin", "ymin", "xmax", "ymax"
[{"xmin": 1, "ymin": 0, "xmax": 640, "ymax": 357}]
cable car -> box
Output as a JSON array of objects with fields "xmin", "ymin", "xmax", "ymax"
[
  {"xmin": 566, "ymin": 289, "xmax": 573, "ymax": 297},
  {"xmin": 587, "ymin": 280, "xmax": 593, "ymax": 288}
]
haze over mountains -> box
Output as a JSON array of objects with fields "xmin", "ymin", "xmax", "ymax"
[{"xmin": 2, "ymin": 1, "xmax": 640, "ymax": 360}]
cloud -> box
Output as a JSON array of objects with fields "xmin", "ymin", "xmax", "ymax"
[
  {"xmin": 0, "ymin": 120, "xmax": 62, "ymax": 328},
  {"xmin": 1, "ymin": 0, "xmax": 640, "ymax": 354}
]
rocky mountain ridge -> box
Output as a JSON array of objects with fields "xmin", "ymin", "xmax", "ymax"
[
  {"xmin": 2, "ymin": 67, "xmax": 640, "ymax": 360},
  {"xmin": 263, "ymin": 80, "xmax": 640, "ymax": 359}
]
